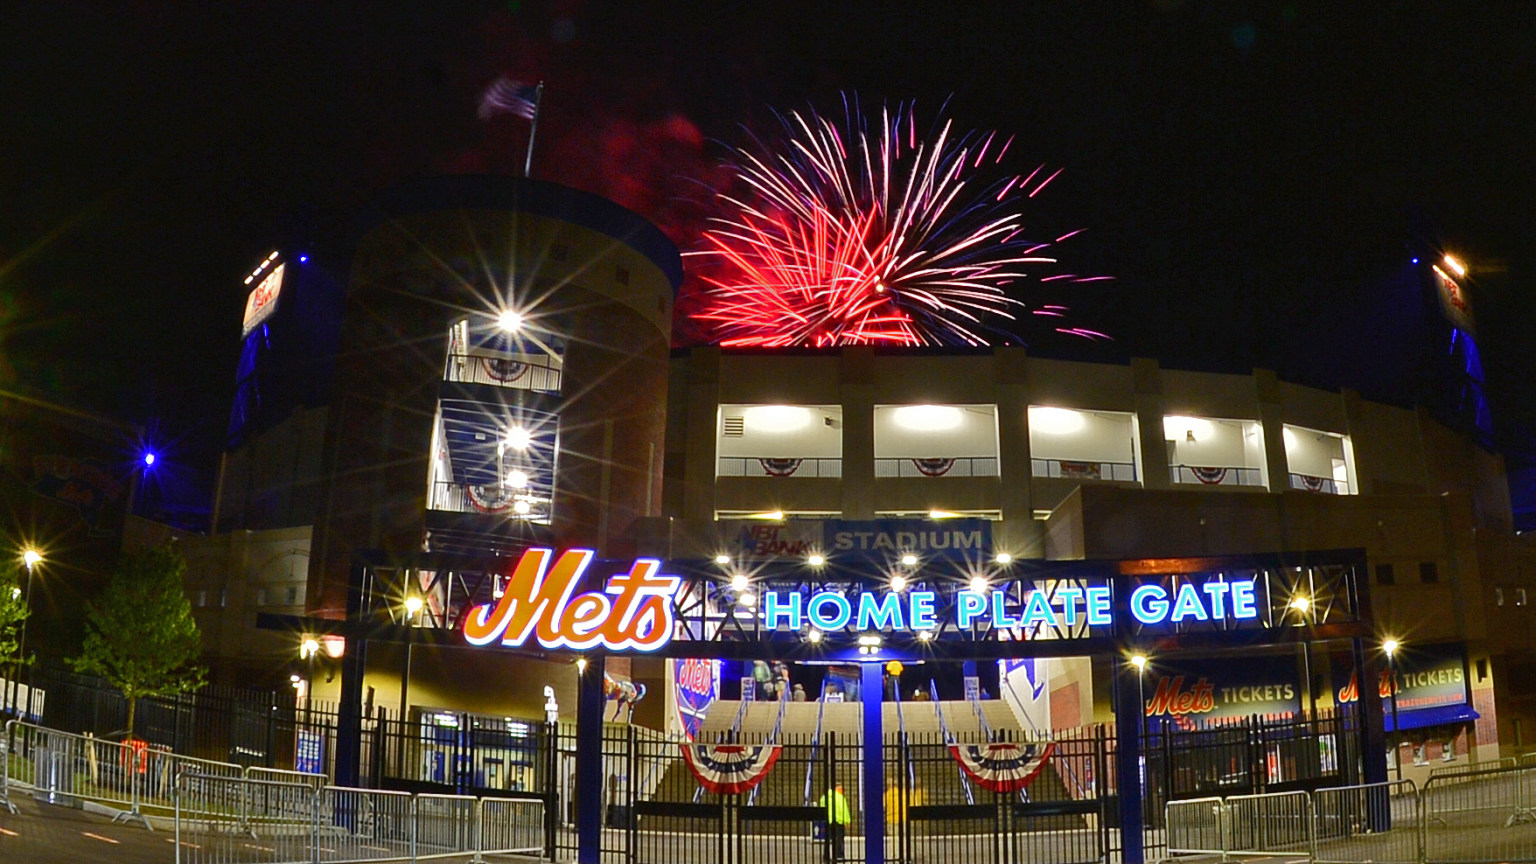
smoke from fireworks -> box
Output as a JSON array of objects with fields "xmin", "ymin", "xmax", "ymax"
[{"xmin": 687, "ymin": 97, "xmax": 1111, "ymax": 347}]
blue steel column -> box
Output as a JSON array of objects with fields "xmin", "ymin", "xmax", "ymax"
[
  {"xmin": 1112, "ymin": 655, "xmax": 1145, "ymax": 864},
  {"xmin": 862, "ymin": 661, "xmax": 885, "ymax": 864},
  {"xmin": 576, "ymin": 655, "xmax": 607, "ymax": 864}
]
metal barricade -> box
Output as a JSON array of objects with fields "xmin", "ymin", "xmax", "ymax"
[
  {"xmin": 319, "ymin": 786, "xmax": 417, "ymax": 862},
  {"xmin": 476, "ymin": 797, "xmax": 545, "ymax": 859},
  {"xmin": 1423, "ymin": 764, "xmax": 1536, "ymax": 864},
  {"xmin": 1166, "ymin": 796, "xmax": 1228, "ymax": 859},
  {"xmin": 175, "ymin": 773, "xmax": 316, "ymax": 864},
  {"xmin": 413, "ymin": 793, "xmax": 478, "ymax": 861},
  {"xmin": 1312, "ymin": 780, "xmax": 1419, "ymax": 864},
  {"xmin": 245, "ymin": 766, "xmax": 326, "ymax": 787},
  {"xmin": 1225, "ymin": 790, "xmax": 1315, "ymax": 858}
]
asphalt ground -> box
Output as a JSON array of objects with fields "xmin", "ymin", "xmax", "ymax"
[{"xmin": 0, "ymin": 792, "xmax": 179, "ymax": 864}]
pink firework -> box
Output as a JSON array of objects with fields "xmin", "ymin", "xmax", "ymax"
[{"xmin": 688, "ymin": 97, "xmax": 1110, "ymax": 347}]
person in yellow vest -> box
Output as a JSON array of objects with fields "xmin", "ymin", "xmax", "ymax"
[
  {"xmin": 883, "ymin": 780, "xmax": 924, "ymax": 825},
  {"xmin": 818, "ymin": 783, "xmax": 851, "ymax": 862}
]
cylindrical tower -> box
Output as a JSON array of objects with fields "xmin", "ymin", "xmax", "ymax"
[{"xmin": 307, "ymin": 176, "xmax": 681, "ymax": 619}]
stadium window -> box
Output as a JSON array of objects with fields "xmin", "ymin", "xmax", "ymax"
[
  {"xmin": 1375, "ymin": 563, "xmax": 1395, "ymax": 586},
  {"xmin": 1419, "ymin": 561, "xmax": 1439, "ymax": 584}
]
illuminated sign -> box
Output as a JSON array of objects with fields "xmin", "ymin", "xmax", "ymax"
[
  {"xmin": 464, "ymin": 548, "xmax": 1266, "ymax": 654},
  {"xmin": 241, "ymin": 262, "xmax": 286, "ymax": 338},
  {"xmin": 463, "ymin": 548, "xmax": 682, "ymax": 651},
  {"xmin": 760, "ymin": 579, "xmax": 1256, "ymax": 633}
]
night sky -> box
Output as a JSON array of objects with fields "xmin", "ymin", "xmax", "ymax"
[{"xmin": 3, "ymin": 2, "xmax": 1533, "ymax": 515}]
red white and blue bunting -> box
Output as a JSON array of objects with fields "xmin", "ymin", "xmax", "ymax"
[
  {"xmin": 680, "ymin": 743, "xmax": 782, "ymax": 795},
  {"xmin": 759, "ymin": 458, "xmax": 803, "ymax": 477},
  {"xmin": 947, "ymin": 741, "xmax": 1055, "ymax": 793},
  {"xmin": 912, "ymin": 458, "xmax": 955, "ymax": 477}
]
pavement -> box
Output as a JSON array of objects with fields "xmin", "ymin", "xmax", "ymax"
[{"xmin": 0, "ymin": 792, "xmax": 176, "ymax": 864}]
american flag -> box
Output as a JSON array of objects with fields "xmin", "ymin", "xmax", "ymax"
[{"xmin": 478, "ymin": 77, "xmax": 539, "ymax": 121}]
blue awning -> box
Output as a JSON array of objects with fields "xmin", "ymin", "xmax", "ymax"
[{"xmin": 1385, "ymin": 703, "xmax": 1479, "ymax": 732}]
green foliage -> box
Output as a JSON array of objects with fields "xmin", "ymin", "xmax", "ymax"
[
  {"xmin": 70, "ymin": 542, "xmax": 206, "ymax": 736},
  {"xmin": 0, "ymin": 562, "xmax": 28, "ymax": 669}
]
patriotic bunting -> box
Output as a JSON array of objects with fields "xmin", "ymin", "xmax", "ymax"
[
  {"xmin": 680, "ymin": 743, "xmax": 782, "ymax": 795},
  {"xmin": 947, "ymin": 741, "xmax": 1055, "ymax": 793}
]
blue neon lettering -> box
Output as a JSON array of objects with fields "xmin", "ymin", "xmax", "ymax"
[
  {"xmin": 991, "ymin": 591, "xmax": 1020, "ymax": 628},
  {"xmin": 808, "ymin": 592, "xmax": 851, "ymax": 630},
  {"xmin": 1130, "ymin": 585, "xmax": 1169, "ymax": 624},
  {"xmin": 857, "ymin": 593, "xmax": 905, "ymax": 630},
  {"xmin": 1170, "ymin": 583, "xmax": 1209, "ymax": 622},
  {"xmin": 1021, "ymin": 591, "xmax": 1058, "ymax": 628},
  {"xmin": 763, "ymin": 591, "xmax": 802, "ymax": 630},
  {"xmin": 909, "ymin": 591, "xmax": 937, "ymax": 629},
  {"xmin": 1230, "ymin": 580, "xmax": 1258, "ymax": 618},
  {"xmin": 957, "ymin": 591, "xmax": 987, "ymax": 628},
  {"xmin": 1085, "ymin": 586, "xmax": 1112, "ymax": 626},
  {"xmin": 1202, "ymin": 581, "xmax": 1230, "ymax": 618},
  {"xmin": 1055, "ymin": 587, "xmax": 1083, "ymax": 626}
]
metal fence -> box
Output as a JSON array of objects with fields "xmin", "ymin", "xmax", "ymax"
[
  {"xmin": 2, "ymin": 718, "xmax": 248, "ymax": 823},
  {"xmin": 1166, "ymin": 768, "xmax": 1536, "ymax": 864},
  {"xmin": 174, "ymin": 773, "xmax": 545, "ymax": 864},
  {"xmin": 1314, "ymin": 781, "xmax": 1420, "ymax": 864}
]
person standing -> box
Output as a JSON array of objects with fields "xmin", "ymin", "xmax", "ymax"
[{"xmin": 818, "ymin": 783, "xmax": 851, "ymax": 862}]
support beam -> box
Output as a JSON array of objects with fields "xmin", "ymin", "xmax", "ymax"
[
  {"xmin": 861, "ymin": 661, "xmax": 885, "ymax": 864},
  {"xmin": 1113, "ymin": 655, "xmax": 1145, "ymax": 864},
  {"xmin": 576, "ymin": 656, "xmax": 607, "ymax": 864}
]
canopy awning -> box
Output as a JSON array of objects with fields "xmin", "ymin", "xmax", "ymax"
[{"xmin": 1384, "ymin": 702, "xmax": 1479, "ymax": 732}]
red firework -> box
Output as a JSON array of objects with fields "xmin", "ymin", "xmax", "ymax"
[{"xmin": 688, "ymin": 97, "xmax": 1111, "ymax": 348}]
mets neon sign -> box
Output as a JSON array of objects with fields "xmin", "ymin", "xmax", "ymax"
[
  {"xmin": 463, "ymin": 548, "xmax": 682, "ymax": 652},
  {"xmin": 463, "ymin": 548, "xmax": 1262, "ymax": 653}
]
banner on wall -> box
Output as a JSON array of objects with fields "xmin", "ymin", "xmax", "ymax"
[
  {"xmin": 1141, "ymin": 655, "xmax": 1301, "ymax": 727},
  {"xmin": 730, "ymin": 519, "xmax": 992, "ymax": 562},
  {"xmin": 1333, "ymin": 642, "xmax": 1471, "ymax": 716},
  {"xmin": 673, "ymin": 658, "xmax": 718, "ymax": 740}
]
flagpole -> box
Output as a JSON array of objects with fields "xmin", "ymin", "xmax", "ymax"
[{"xmin": 523, "ymin": 82, "xmax": 544, "ymax": 178}]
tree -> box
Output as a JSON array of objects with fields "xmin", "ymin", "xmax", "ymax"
[
  {"xmin": 70, "ymin": 542, "xmax": 206, "ymax": 738},
  {"xmin": 0, "ymin": 561, "xmax": 28, "ymax": 673}
]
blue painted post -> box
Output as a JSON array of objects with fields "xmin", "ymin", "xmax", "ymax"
[
  {"xmin": 576, "ymin": 656, "xmax": 606, "ymax": 864},
  {"xmin": 861, "ymin": 661, "xmax": 885, "ymax": 864},
  {"xmin": 1113, "ymin": 655, "xmax": 1145, "ymax": 864}
]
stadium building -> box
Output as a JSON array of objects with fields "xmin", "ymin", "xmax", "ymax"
[{"xmin": 153, "ymin": 175, "xmax": 1536, "ymax": 864}]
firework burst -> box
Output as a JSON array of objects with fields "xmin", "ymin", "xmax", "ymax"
[{"xmin": 687, "ymin": 97, "xmax": 1111, "ymax": 347}]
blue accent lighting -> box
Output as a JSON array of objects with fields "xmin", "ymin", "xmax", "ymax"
[{"xmin": 143, "ymin": 452, "xmax": 157, "ymax": 467}]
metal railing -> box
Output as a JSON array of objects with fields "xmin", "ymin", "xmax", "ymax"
[
  {"xmin": 1166, "ymin": 770, "xmax": 1536, "ymax": 864},
  {"xmin": 874, "ymin": 456, "xmax": 1000, "ymax": 477},
  {"xmin": 444, "ymin": 352, "xmax": 562, "ymax": 392},
  {"xmin": 1032, "ymin": 458, "xmax": 1138, "ymax": 482},
  {"xmin": 716, "ymin": 456, "xmax": 843, "ymax": 478},
  {"xmin": 174, "ymin": 773, "xmax": 546, "ymax": 864},
  {"xmin": 1170, "ymin": 464, "xmax": 1266, "ymax": 487},
  {"xmin": 1166, "ymin": 796, "xmax": 1228, "ymax": 858},
  {"xmin": 1314, "ymin": 781, "xmax": 1420, "ymax": 864}
]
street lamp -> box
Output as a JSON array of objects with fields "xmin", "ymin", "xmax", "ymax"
[
  {"xmin": 1384, "ymin": 639, "xmax": 1402, "ymax": 781},
  {"xmin": 299, "ymin": 637, "xmax": 321, "ymax": 728},
  {"xmin": 1129, "ymin": 653, "xmax": 1149, "ymax": 740},
  {"xmin": 10, "ymin": 549, "xmax": 42, "ymax": 719}
]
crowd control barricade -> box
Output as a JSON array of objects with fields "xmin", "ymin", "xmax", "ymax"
[
  {"xmin": 1423, "ymin": 764, "xmax": 1536, "ymax": 864},
  {"xmin": 476, "ymin": 796, "xmax": 545, "ymax": 860},
  {"xmin": 1165, "ymin": 797, "xmax": 1228, "ymax": 859},
  {"xmin": 1225, "ymin": 790, "xmax": 1316, "ymax": 859},
  {"xmin": 4, "ymin": 718, "xmax": 240, "ymax": 826},
  {"xmin": 174, "ymin": 773, "xmax": 317, "ymax": 864},
  {"xmin": 1312, "ymin": 780, "xmax": 1420, "ymax": 864},
  {"xmin": 175, "ymin": 774, "xmax": 549, "ymax": 864}
]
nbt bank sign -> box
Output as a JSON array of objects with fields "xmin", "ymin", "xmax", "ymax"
[{"xmin": 462, "ymin": 548, "xmax": 1261, "ymax": 653}]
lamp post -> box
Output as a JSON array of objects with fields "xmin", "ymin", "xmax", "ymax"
[
  {"xmin": 300, "ymin": 637, "xmax": 320, "ymax": 729},
  {"xmin": 10, "ymin": 550, "xmax": 42, "ymax": 719},
  {"xmin": 1384, "ymin": 639, "xmax": 1401, "ymax": 781},
  {"xmin": 1130, "ymin": 653, "xmax": 1148, "ymax": 739}
]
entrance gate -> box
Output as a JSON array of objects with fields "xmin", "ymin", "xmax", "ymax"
[{"xmin": 325, "ymin": 548, "xmax": 1388, "ymax": 864}]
